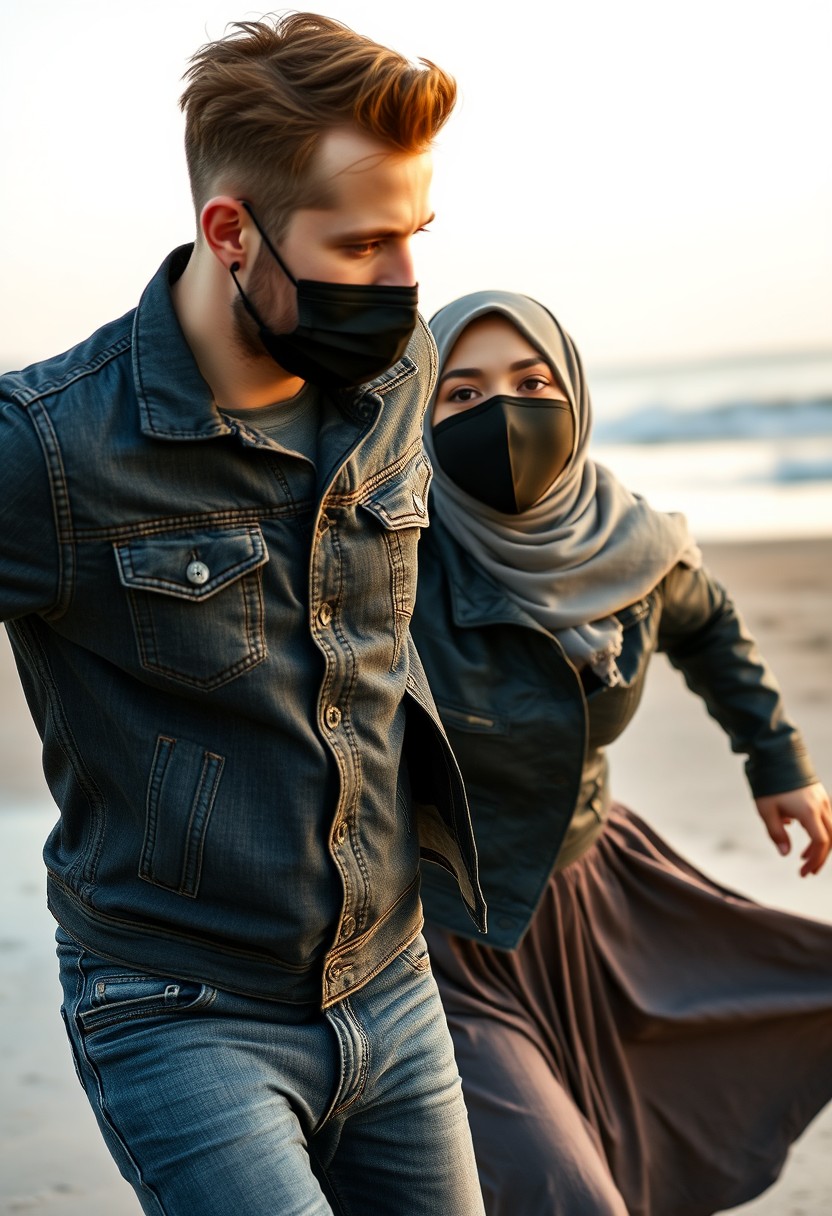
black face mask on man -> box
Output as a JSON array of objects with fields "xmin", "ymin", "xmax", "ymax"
[
  {"xmin": 433, "ymin": 394, "xmax": 575, "ymax": 513},
  {"xmin": 229, "ymin": 202, "xmax": 419, "ymax": 392}
]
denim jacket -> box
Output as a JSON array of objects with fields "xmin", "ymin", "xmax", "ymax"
[
  {"xmin": 0, "ymin": 247, "xmax": 485, "ymax": 1006},
  {"xmin": 412, "ymin": 519, "xmax": 816, "ymax": 950}
]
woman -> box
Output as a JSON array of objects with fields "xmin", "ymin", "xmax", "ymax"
[{"xmin": 412, "ymin": 290, "xmax": 832, "ymax": 1216}]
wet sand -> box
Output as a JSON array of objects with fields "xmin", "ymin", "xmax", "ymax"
[{"xmin": 1, "ymin": 537, "xmax": 830, "ymax": 1214}]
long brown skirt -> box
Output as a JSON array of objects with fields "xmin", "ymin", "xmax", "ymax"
[{"xmin": 425, "ymin": 805, "xmax": 832, "ymax": 1216}]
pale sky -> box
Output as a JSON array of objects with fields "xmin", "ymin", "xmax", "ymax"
[{"xmin": 2, "ymin": 0, "xmax": 831, "ymax": 372}]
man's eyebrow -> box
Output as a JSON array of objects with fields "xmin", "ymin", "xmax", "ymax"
[
  {"xmin": 438, "ymin": 356, "xmax": 548, "ymax": 386},
  {"xmin": 335, "ymin": 212, "xmax": 436, "ymax": 242}
]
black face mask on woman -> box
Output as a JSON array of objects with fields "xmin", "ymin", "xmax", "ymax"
[
  {"xmin": 229, "ymin": 202, "xmax": 419, "ymax": 392},
  {"xmin": 433, "ymin": 394, "xmax": 575, "ymax": 513}
]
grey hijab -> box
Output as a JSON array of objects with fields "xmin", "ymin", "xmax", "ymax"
[{"xmin": 424, "ymin": 291, "xmax": 701, "ymax": 684}]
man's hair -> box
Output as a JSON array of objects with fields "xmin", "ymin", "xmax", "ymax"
[{"xmin": 180, "ymin": 12, "xmax": 457, "ymax": 237}]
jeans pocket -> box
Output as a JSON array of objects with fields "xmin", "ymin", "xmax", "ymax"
[
  {"xmin": 398, "ymin": 933, "xmax": 431, "ymax": 975},
  {"xmin": 78, "ymin": 968, "xmax": 216, "ymax": 1034}
]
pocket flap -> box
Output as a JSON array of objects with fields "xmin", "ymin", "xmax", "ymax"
[
  {"xmin": 115, "ymin": 526, "xmax": 268, "ymax": 601},
  {"xmin": 360, "ymin": 455, "xmax": 432, "ymax": 530}
]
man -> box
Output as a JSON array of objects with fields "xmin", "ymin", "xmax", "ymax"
[{"xmin": 0, "ymin": 14, "xmax": 485, "ymax": 1215}]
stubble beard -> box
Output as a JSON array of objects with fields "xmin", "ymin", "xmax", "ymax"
[{"xmin": 231, "ymin": 250, "xmax": 298, "ymax": 363}]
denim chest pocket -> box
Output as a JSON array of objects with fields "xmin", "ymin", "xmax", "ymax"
[
  {"xmin": 359, "ymin": 455, "xmax": 432, "ymax": 670},
  {"xmin": 115, "ymin": 525, "xmax": 269, "ymax": 689}
]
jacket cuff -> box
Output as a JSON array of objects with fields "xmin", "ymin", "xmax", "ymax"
[{"xmin": 745, "ymin": 736, "xmax": 818, "ymax": 799}]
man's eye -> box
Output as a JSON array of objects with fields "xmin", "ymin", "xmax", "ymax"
[{"xmin": 347, "ymin": 241, "xmax": 382, "ymax": 257}]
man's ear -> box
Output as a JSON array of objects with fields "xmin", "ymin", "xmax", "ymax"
[{"xmin": 200, "ymin": 197, "xmax": 257, "ymax": 270}]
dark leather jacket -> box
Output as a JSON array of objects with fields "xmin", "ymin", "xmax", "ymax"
[{"xmin": 411, "ymin": 518, "xmax": 816, "ymax": 950}]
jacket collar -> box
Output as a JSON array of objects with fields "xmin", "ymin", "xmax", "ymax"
[
  {"xmin": 431, "ymin": 517, "xmax": 549, "ymax": 635},
  {"xmin": 133, "ymin": 246, "xmax": 232, "ymax": 442}
]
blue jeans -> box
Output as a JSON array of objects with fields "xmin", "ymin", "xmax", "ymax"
[{"xmin": 57, "ymin": 928, "xmax": 485, "ymax": 1215}]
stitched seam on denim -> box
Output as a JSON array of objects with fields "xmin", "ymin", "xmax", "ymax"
[
  {"xmin": 327, "ymin": 526, "xmax": 370, "ymax": 932},
  {"xmin": 78, "ymin": 503, "xmax": 312, "ymax": 542},
  {"xmin": 330, "ymin": 997, "xmax": 370, "ymax": 1116},
  {"xmin": 6, "ymin": 335, "xmax": 132, "ymax": 406},
  {"xmin": 140, "ymin": 736, "xmax": 173, "ymax": 884},
  {"xmin": 319, "ymin": 526, "xmax": 358, "ymax": 921},
  {"xmin": 27, "ymin": 399, "xmax": 76, "ymax": 620},
  {"xmin": 384, "ymin": 529, "xmax": 408, "ymax": 673},
  {"xmin": 50, "ymin": 877, "xmax": 315, "ymax": 970},
  {"xmin": 323, "ymin": 909, "xmax": 425, "ymax": 1011},
  {"xmin": 80, "ymin": 985, "xmax": 218, "ymax": 1031},
  {"xmin": 114, "ymin": 527, "xmax": 266, "ymax": 599},
  {"xmin": 124, "ymin": 572, "xmax": 267, "ymax": 690},
  {"xmin": 9, "ymin": 618, "xmax": 107, "ymax": 887},
  {"xmin": 265, "ymin": 454, "xmax": 296, "ymax": 508},
  {"xmin": 179, "ymin": 751, "xmax": 224, "ymax": 896},
  {"xmin": 140, "ymin": 739, "xmax": 225, "ymax": 896},
  {"xmin": 368, "ymin": 352, "xmax": 418, "ymax": 394},
  {"xmin": 326, "ymin": 875, "xmax": 421, "ymax": 966},
  {"xmin": 358, "ymin": 452, "xmax": 433, "ymax": 527},
  {"xmin": 348, "ymin": 437, "xmax": 426, "ymax": 502}
]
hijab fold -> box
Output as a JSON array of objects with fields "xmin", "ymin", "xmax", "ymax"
[{"xmin": 424, "ymin": 291, "xmax": 701, "ymax": 684}]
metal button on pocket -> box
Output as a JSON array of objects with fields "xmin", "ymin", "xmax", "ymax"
[
  {"xmin": 340, "ymin": 915, "xmax": 356, "ymax": 939},
  {"xmin": 325, "ymin": 705, "xmax": 342, "ymax": 729},
  {"xmin": 186, "ymin": 560, "xmax": 210, "ymax": 586},
  {"xmin": 333, "ymin": 820, "xmax": 348, "ymax": 846},
  {"xmin": 317, "ymin": 602, "xmax": 333, "ymax": 628}
]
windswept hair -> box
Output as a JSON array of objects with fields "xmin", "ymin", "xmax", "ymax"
[{"xmin": 180, "ymin": 12, "xmax": 457, "ymax": 235}]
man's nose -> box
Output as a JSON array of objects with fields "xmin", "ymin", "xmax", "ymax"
[{"xmin": 376, "ymin": 243, "xmax": 416, "ymax": 287}]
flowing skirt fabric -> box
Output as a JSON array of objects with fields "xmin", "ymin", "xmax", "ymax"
[{"xmin": 425, "ymin": 805, "xmax": 832, "ymax": 1216}]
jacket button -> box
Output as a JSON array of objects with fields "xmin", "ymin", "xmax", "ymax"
[
  {"xmin": 325, "ymin": 705, "xmax": 342, "ymax": 730},
  {"xmin": 317, "ymin": 602, "xmax": 333, "ymax": 627},
  {"xmin": 340, "ymin": 915, "xmax": 356, "ymax": 939},
  {"xmin": 412, "ymin": 491, "xmax": 426, "ymax": 516},
  {"xmin": 333, "ymin": 820, "xmax": 348, "ymax": 846},
  {"xmin": 328, "ymin": 962, "xmax": 343, "ymax": 981},
  {"xmin": 186, "ymin": 560, "xmax": 210, "ymax": 585}
]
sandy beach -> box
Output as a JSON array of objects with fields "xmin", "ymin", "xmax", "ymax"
[{"xmin": 1, "ymin": 536, "xmax": 830, "ymax": 1215}]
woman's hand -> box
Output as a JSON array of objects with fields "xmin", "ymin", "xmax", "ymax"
[{"xmin": 755, "ymin": 783, "xmax": 832, "ymax": 876}]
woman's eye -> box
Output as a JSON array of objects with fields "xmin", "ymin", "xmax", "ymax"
[
  {"xmin": 519, "ymin": 375, "xmax": 550, "ymax": 392},
  {"xmin": 448, "ymin": 387, "xmax": 479, "ymax": 403}
]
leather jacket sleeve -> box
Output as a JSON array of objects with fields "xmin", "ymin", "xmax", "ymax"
[{"xmin": 656, "ymin": 562, "xmax": 817, "ymax": 798}]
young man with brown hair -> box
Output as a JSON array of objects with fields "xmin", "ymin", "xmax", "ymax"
[{"xmin": 0, "ymin": 14, "xmax": 485, "ymax": 1214}]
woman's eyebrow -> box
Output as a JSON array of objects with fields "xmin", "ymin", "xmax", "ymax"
[
  {"xmin": 437, "ymin": 366, "xmax": 481, "ymax": 386},
  {"xmin": 509, "ymin": 357, "xmax": 549, "ymax": 372},
  {"xmin": 438, "ymin": 356, "xmax": 548, "ymax": 387}
]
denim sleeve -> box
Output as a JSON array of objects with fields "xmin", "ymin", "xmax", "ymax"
[
  {"xmin": 0, "ymin": 394, "xmax": 61, "ymax": 620},
  {"xmin": 656, "ymin": 562, "xmax": 817, "ymax": 798}
]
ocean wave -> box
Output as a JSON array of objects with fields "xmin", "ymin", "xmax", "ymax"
[{"xmin": 593, "ymin": 398, "xmax": 832, "ymax": 445}]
